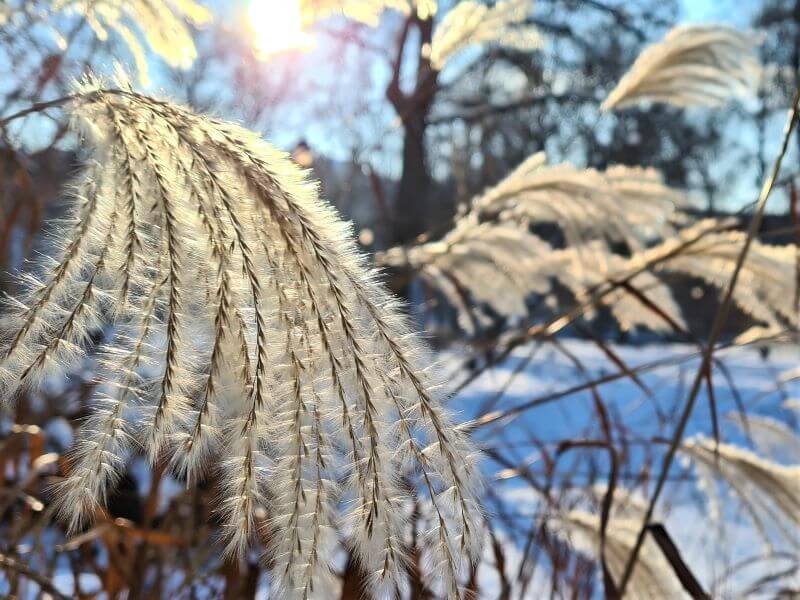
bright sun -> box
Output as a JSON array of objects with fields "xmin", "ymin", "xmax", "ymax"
[{"xmin": 247, "ymin": 0, "xmax": 311, "ymax": 58}]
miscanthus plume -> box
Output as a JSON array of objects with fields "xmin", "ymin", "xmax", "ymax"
[
  {"xmin": 0, "ymin": 81, "xmax": 482, "ymax": 599},
  {"xmin": 602, "ymin": 24, "xmax": 760, "ymax": 111}
]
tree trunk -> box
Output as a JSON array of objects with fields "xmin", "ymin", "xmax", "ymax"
[
  {"xmin": 794, "ymin": 0, "xmax": 800, "ymax": 155},
  {"xmin": 385, "ymin": 14, "xmax": 438, "ymax": 247},
  {"xmin": 393, "ymin": 111, "xmax": 431, "ymax": 245}
]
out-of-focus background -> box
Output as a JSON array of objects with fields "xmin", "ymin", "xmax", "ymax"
[{"xmin": 0, "ymin": 1, "xmax": 799, "ymax": 598}]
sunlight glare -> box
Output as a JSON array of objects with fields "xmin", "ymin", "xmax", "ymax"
[{"xmin": 247, "ymin": 0, "xmax": 312, "ymax": 58}]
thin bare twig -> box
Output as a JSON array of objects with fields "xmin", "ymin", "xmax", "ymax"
[{"xmin": 617, "ymin": 85, "xmax": 800, "ymax": 597}]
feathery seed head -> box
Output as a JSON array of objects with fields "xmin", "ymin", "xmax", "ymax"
[
  {"xmin": 0, "ymin": 84, "xmax": 483, "ymax": 598},
  {"xmin": 602, "ymin": 24, "xmax": 761, "ymax": 111}
]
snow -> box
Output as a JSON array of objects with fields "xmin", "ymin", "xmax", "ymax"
[
  {"xmin": 445, "ymin": 339, "xmax": 800, "ymax": 598},
  {"xmin": 3, "ymin": 339, "xmax": 797, "ymax": 598}
]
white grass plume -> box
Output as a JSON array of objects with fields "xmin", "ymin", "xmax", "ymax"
[
  {"xmin": 785, "ymin": 398, "xmax": 800, "ymax": 416},
  {"xmin": 301, "ymin": 0, "xmax": 434, "ymax": 26},
  {"xmin": 472, "ymin": 153, "xmax": 684, "ymax": 250},
  {"xmin": 639, "ymin": 220, "xmax": 798, "ymax": 334},
  {"xmin": 381, "ymin": 221, "xmax": 553, "ymax": 333},
  {"xmin": 427, "ymin": 0, "xmax": 541, "ymax": 70},
  {"xmin": 602, "ymin": 24, "xmax": 761, "ymax": 111},
  {"xmin": 0, "ymin": 82, "xmax": 482, "ymax": 599},
  {"xmin": 681, "ymin": 436, "xmax": 800, "ymax": 552},
  {"xmin": 573, "ymin": 219, "xmax": 798, "ymax": 335},
  {"xmin": 535, "ymin": 244, "xmax": 688, "ymax": 334},
  {"xmin": 728, "ymin": 413, "xmax": 800, "ymax": 463},
  {"xmin": 51, "ymin": 0, "xmax": 211, "ymax": 85},
  {"xmin": 378, "ymin": 153, "xmax": 687, "ymax": 335},
  {"xmin": 551, "ymin": 507, "xmax": 688, "ymax": 599},
  {"xmin": 381, "ymin": 226, "xmax": 688, "ymax": 336}
]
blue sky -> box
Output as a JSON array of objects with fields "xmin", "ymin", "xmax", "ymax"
[
  {"xmin": 683, "ymin": 0, "xmax": 758, "ymax": 25},
  {"xmin": 681, "ymin": 0, "xmax": 760, "ymax": 24}
]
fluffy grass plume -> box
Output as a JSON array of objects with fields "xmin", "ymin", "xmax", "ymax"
[
  {"xmin": 301, "ymin": 0, "xmax": 435, "ymax": 26},
  {"xmin": 470, "ymin": 153, "xmax": 684, "ymax": 249},
  {"xmin": 551, "ymin": 508, "xmax": 686, "ymax": 599},
  {"xmin": 0, "ymin": 82, "xmax": 482, "ymax": 599},
  {"xmin": 51, "ymin": 1, "xmax": 211, "ymax": 84},
  {"xmin": 427, "ymin": 0, "xmax": 541, "ymax": 70},
  {"xmin": 379, "ymin": 152, "xmax": 687, "ymax": 335},
  {"xmin": 682, "ymin": 436, "xmax": 800, "ymax": 552},
  {"xmin": 728, "ymin": 413, "xmax": 800, "ymax": 463},
  {"xmin": 602, "ymin": 24, "xmax": 760, "ymax": 111}
]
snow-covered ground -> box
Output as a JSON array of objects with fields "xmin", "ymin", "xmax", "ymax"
[
  {"xmin": 450, "ymin": 339, "xmax": 800, "ymax": 598},
  {"xmin": 455, "ymin": 340, "xmax": 799, "ymax": 447},
  {"xmin": 4, "ymin": 340, "xmax": 798, "ymax": 598}
]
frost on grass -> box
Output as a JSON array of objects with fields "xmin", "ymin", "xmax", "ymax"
[
  {"xmin": 602, "ymin": 24, "xmax": 761, "ymax": 111},
  {"xmin": 0, "ymin": 83, "xmax": 482, "ymax": 599}
]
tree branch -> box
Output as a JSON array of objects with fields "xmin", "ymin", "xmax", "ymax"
[{"xmin": 429, "ymin": 92, "xmax": 597, "ymax": 124}]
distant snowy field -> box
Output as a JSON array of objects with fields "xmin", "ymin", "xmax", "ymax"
[{"xmin": 455, "ymin": 339, "xmax": 799, "ymax": 447}]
